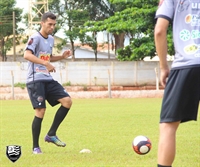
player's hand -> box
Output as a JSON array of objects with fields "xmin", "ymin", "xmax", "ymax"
[
  {"xmin": 44, "ymin": 61, "xmax": 56, "ymax": 72},
  {"xmin": 160, "ymin": 66, "xmax": 169, "ymax": 87},
  {"xmin": 62, "ymin": 50, "xmax": 72, "ymax": 59}
]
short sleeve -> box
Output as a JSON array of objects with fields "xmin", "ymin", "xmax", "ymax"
[
  {"xmin": 155, "ymin": 0, "xmax": 175, "ymax": 22},
  {"xmin": 25, "ymin": 34, "xmax": 39, "ymax": 54}
]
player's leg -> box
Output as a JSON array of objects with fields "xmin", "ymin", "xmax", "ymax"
[
  {"xmin": 27, "ymin": 82, "xmax": 46, "ymax": 154},
  {"xmin": 157, "ymin": 121, "xmax": 180, "ymax": 167},
  {"xmin": 32, "ymin": 108, "xmax": 46, "ymax": 154},
  {"xmin": 157, "ymin": 67, "xmax": 200, "ymax": 166},
  {"xmin": 47, "ymin": 96, "xmax": 72, "ymax": 136},
  {"xmin": 45, "ymin": 80, "xmax": 72, "ymax": 147}
]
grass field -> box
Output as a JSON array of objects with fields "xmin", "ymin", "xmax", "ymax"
[{"xmin": 0, "ymin": 99, "xmax": 199, "ymax": 167}]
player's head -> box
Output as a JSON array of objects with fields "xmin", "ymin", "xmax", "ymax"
[
  {"xmin": 40, "ymin": 12, "xmax": 56, "ymax": 36},
  {"xmin": 41, "ymin": 12, "xmax": 56, "ymax": 22}
]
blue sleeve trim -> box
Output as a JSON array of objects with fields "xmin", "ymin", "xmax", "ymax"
[
  {"xmin": 155, "ymin": 15, "xmax": 172, "ymax": 23},
  {"xmin": 25, "ymin": 48, "xmax": 34, "ymax": 54}
]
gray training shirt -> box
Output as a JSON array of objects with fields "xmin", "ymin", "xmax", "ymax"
[
  {"xmin": 25, "ymin": 32, "xmax": 54, "ymax": 83},
  {"xmin": 155, "ymin": 0, "xmax": 200, "ymax": 69}
]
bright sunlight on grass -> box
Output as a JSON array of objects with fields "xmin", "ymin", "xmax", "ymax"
[{"xmin": 0, "ymin": 99, "xmax": 199, "ymax": 167}]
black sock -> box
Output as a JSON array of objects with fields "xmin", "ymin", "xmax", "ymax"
[
  {"xmin": 32, "ymin": 116, "xmax": 43, "ymax": 149},
  {"xmin": 158, "ymin": 165, "xmax": 172, "ymax": 167},
  {"xmin": 47, "ymin": 106, "xmax": 69, "ymax": 136}
]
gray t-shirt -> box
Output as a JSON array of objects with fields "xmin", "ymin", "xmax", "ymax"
[
  {"xmin": 25, "ymin": 32, "xmax": 54, "ymax": 83},
  {"xmin": 155, "ymin": 0, "xmax": 200, "ymax": 69}
]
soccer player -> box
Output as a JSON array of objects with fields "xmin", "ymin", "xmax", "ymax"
[
  {"xmin": 24, "ymin": 12, "xmax": 72, "ymax": 154},
  {"xmin": 154, "ymin": 0, "xmax": 200, "ymax": 167}
]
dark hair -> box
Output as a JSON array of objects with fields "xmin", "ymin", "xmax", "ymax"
[{"xmin": 41, "ymin": 12, "xmax": 56, "ymax": 21}]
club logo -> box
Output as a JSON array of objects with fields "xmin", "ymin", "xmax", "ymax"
[
  {"xmin": 6, "ymin": 145, "xmax": 21, "ymax": 163},
  {"xmin": 28, "ymin": 38, "xmax": 33, "ymax": 45},
  {"xmin": 37, "ymin": 96, "xmax": 44, "ymax": 102}
]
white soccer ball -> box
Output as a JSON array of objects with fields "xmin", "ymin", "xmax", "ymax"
[{"xmin": 132, "ymin": 135, "xmax": 152, "ymax": 155}]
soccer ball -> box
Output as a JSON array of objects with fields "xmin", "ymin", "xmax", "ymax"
[{"xmin": 132, "ymin": 135, "xmax": 152, "ymax": 155}]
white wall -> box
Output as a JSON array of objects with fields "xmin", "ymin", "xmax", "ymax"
[{"xmin": 0, "ymin": 61, "xmax": 172, "ymax": 86}]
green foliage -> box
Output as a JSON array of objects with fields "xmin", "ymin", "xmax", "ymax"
[
  {"xmin": 65, "ymin": 9, "xmax": 89, "ymax": 42},
  {"xmin": 118, "ymin": 34, "xmax": 156, "ymax": 61},
  {"xmin": 48, "ymin": 0, "xmax": 92, "ymax": 59},
  {"xmin": 84, "ymin": 0, "xmax": 175, "ymax": 61},
  {"xmin": 84, "ymin": 0, "xmax": 114, "ymax": 20},
  {"xmin": 167, "ymin": 25, "xmax": 175, "ymax": 56},
  {"xmin": 116, "ymin": 45, "xmax": 132, "ymax": 61},
  {"xmin": 14, "ymin": 82, "xmax": 26, "ymax": 89},
  {"xmin": 82, "ymin": 34, "xmax": 99, "ymax": 61},
  {"xmin": 49, "ymin": 0, "xmax": 174, "ymax": 61},
  {"xmin": 82, "ymin": 34, "xmax": 97, "ymax": 51},
  {"xmin": 48, "ymin": 0, "xmax": 116, "ymax": 60},
  {"xmin": 62, "ymin": 81, "xmax": 71, "ymax": 86},
  {"xmin": 0, "ymin": 0, "xmax": 23, "ymax": 61},
  {"xmin": 131, "ymin": 38, "xmax": 156, "ymax": 60},
  {"xmin": 83, "ymin": 85, "xmax": 88, "ymax": 91}
]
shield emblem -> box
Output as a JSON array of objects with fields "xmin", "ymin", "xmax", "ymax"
[{"xmin": 6, "ymin": 145, "xmax": 21, "ymax": 163}]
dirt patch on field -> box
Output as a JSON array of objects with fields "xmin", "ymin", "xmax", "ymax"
[{"xmin": 0, "ymin": 86, "xmax": 164, "ymax": 100}]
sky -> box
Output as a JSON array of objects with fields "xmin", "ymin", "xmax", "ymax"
[{"xmin": 16, "ymin": 0, "xmax": 29, "ymax": 13}]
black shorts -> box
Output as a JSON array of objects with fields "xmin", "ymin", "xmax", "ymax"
[
  {"xmin": 26, "ymin": 80, "xmax": 70, "ymax": 109},
  {"xmin": 160, "ymin": 67, "xmax": 200, "ymax": 123}
]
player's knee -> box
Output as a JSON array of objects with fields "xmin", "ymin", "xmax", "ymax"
[
  {"xmin": 67, "ymin": 97, "xmax": 72, "ymax": 108},
  {"xmin": 61, "ymin": 96, "xmax": 72, "ymax": 109},
  {"xmin": 35, "ymin": 108, "xmax": 46, "ymax": 118}
]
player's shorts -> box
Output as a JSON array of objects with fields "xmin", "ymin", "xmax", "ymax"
[
  {"xmin": 26, "ymin": 80, "xmax": 70, "ymax": 109},
  {"xmin": 160, "ymin": 66, "xmax": 200, "ymax": 123}
]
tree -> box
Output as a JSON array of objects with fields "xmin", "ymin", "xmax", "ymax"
[
  {"xmin": 82, "ymin": 32, "xmax": 98, "ymax": 61},
  {"xmin": 115, "ymin": 6, "xmax": 158, "ymax": 60},
  {"xmin": 84, "ymin": 0, "xmax": 175, "ymax": 61},
  {"xmin": 48, "ymin": 0, "xmax": 91, "ymax": 60},
  {"xmin": 0, "ymin": 0, "xmax": 23, "ymax": 61},
  {"xmin": 79, "ymin": 0, "xmax": 114, "ymax": 61},
  {"xmin": 49, "ymin": 0, "xmax": 114, "ymax": 61},
  {"xmin": 84, "ymin": 1, "xmax": 135, "ymax": 53}
]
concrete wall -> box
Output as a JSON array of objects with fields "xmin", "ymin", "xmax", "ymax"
[{"xmin": 0, "ymin": 61, "xmax": 172, "ymax": 86}]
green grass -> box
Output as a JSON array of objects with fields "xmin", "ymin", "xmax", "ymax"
[{"xmin": 0, "ymin": 99, "xmax": 199, "ymax": 167}]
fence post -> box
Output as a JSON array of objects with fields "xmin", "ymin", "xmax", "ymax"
[
  {"xmin": 154, "ymin": 67, "xmax": 159, "ymax": 90},
  {"xmin": 108, "ymin": 70, "xmax": 112, "ymax": 98},
  {"xmin": 11, "ymin": 71, "xmax": 14, "ymax": 99}
]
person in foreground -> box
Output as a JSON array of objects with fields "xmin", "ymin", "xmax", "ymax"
[
  {"xmin": 24, "ymin": 12, "xmax": 72, "ymax": 154},
  {"xmin": 154, "ymin": 0, "xmax": 199, "ymax": 167}
]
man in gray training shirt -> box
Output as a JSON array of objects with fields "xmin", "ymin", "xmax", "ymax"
[
  {"xmin": 24, "ymin": 12, "xmax": 72, "ymax": 154},
  {"xmin": 155, "ymin": 0, "xmax": 200, "ymax": 167}
]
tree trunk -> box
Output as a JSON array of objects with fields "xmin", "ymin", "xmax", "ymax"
[
  {"xmin": 93, "ymin": 32, "xmax": 98, "ymax": 61},
  {"xmin": 94, "ymin": 50, "xmax": 97, "ymax": 61},
  {"xmin": 0, "ymin": 38, "xmax": 6, "ymax": 62},
  {"xmin": 0, "ymin": 39, "xmax": 2, "ymax": 61},
  {"xmin": 70, "ymin": 39, "xmax": 75, "ymax": 61},
  {"xmin": 113, "ymin": 33, "xmax": 125, "ymax": 54}
]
